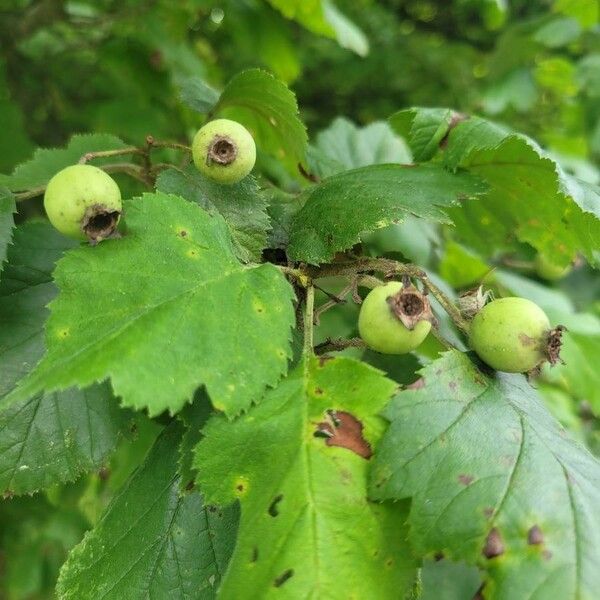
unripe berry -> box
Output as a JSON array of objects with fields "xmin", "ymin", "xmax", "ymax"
[
  {"xmin": 469, "ymin": 297, "xmax": 563, "ymax": 373},
  {"xmin": 192, "ymin": 119, "xmax": 256, "ymax": 184},
  {"xmin": 44, "ymin": 164, "xmax": 122, "ymax": 243},
  {"xmin": 534, "ymin": 253, "xmax": 572, "ymax": 281},
  {"xmin": 358, "ymin": 281, "xmax": 433, "ymax": 354}
]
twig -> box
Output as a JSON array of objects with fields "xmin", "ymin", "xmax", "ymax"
[
  {"xmin": 303, "ymin": 285, "xmax": 315, "ymax": 357},
  {"xmin": 79, "ymin": 147, "xmax": 144, "ymax": 163},
  {"xmin": 314, "ymin": 337, "xmax": 365, "ymax": 355},
  {"xmin": 305, "ymin": 258, "xmax": 470, "ymax": 334}
]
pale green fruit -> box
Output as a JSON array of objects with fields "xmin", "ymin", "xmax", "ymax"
[
  {"xmin": 534, "ymin": 253, "xmax": 572, "ymax": 281},
  {"xmin": 358, "ymin": 281, "xmax": 432, "ymax": 354},
  {"xmin": 44, "ymin": 164, "xmax": 122, "ymax": 242},
  {"xmin": 192, "ymin": 118, "xmax": 256, "ymax": 184},
  {"xmin": 469, "ymin": 297, "xmax": 551, "ymax": 373}
]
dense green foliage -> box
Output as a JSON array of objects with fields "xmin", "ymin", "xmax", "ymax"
[{"xmin": 1, "ymin": 1, "xmax": 600, "ymax": 599}]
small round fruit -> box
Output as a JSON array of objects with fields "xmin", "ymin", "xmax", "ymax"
[
  {"xmin": 358, "ymin": 281, "xmax": 432, "ymax": 354},
  {"xmin": 534, "ymin": 253, "xmax": 572, "ymax": 281},
  {"xmin": 44, "ymin": 164, "xmax": 122, "ymax": 242},
  {"xmin": 469, "ymin": 297, "xmax": 551, "ymax": 373},
  {"xmin": 192, "ymin": 118, "xmax": 256, "ymax": 184}
]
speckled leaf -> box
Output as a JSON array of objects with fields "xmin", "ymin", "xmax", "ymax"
[
  {"xmin": 0, "ymin": 222, "xmax": 128, "ymax": 495},
  {"xmin": 0, "ymin": 134, "xmax": 127, "ymax": 192},
  {"xmin": 156, "ymin": 166, "xmax": 269, "ymax": 263},
  {"xmin": 0, "ymin": 187, "xmax": 15, "ymax": 272},
  {"xmin": 57, "ymin": 422, "xmax": 239, "ymax": 600},
  {"xmin": 4, "ymin": 193, "xmax": 295, "ymax": 417},
  {"xmin": 288, "ymin": 163, "xmax": 486, "ymax": 264},
  {"xmin": 194, "ymin": 356, "xmax": 416, "ymax": 599},
  {"xmin": 370, "ymin": 351, "xmax": 600, "ymax": 600},
  {"xmin": 444, "ymin": 115, "xmax": 600, "ymax": 266}
]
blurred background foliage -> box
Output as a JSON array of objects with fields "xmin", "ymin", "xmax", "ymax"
[{"xmin": 1, "ymin": 0, "xmax": 600, "ymax": 598}]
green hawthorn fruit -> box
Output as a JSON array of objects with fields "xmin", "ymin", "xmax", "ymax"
[
  {"xmin": 469, "ymin": 297, "xmax": 563, "ymax": 373},
  {"xmin": 358, "ymin": 281, "xmax": 433, "ymax": 354},
  {"xmin": 44, "ymin": 164, "xmax": 122, "ymax": 242},
  {"xmin": 534, "ymin": 253, "xmax": 572, "ymax": 281},
  {"xmin": 192, "ymin": 118, "xmax": 256, "ymax": 184}
]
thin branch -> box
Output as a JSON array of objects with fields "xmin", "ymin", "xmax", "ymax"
[
  {"xmin": 314, "ymin": 337, "xmax": 365, "ymax": 355},
  {"xmin": 306, "ymin": 257, "xmax": 470, "ymax": 334},
  {"xmin": 303, "ymin": 285, "xmax": 315, "ymax": 357},
  {"xmin": 79, "ymin": 147, "xmax": 144, "ymax": 163}
]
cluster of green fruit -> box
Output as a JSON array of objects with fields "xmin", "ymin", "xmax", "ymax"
[
  {"xmin": 359, "ymin": 281, "xmax": 564, "ymax": 374},
  {"xmin": 43, "ymin": 119, "xmax": 255, "ymax": 242},
  {"xmin": 41, "ymin": 117, "xmax": 564, "ymax": 374}
]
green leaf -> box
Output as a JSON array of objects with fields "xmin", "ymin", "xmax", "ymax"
[
  {"xmin": 179, "ymin": 78, "xmax": 220, "ymax": 114},
  {"xmin": 370, "ymin": 350, "xmax": 600, "ymax": 599},
  {"xmin": 314, "ymin": 117, "xmax": 411, "ymax": 172},
  {"xmin": 322, "ymin": 1, "xmax": 370, "ymax": 57},
  {"xmin": 288, "ymin": 164, "xmax": 486, "ymax": 264},
  {"xmin": 194, "ymin": 356, "xmax": 416, "ymax": 599},
  {"xmin": 444, "ymin": 115, "xmax": 600, "ymax": 266},
  {"xmin": 265, "ymin": 0, "xmax": 333, "ymax": 36},
  {"xmin": 0, "ymin": 187, "xmax": 15, "ymax": 272},
  {"xmin": 0, "ymin": 383, "xmax": 129, "ymax": 496},
  {"xmin": 0, "ymin": 134, "xmax": 128, "ymax": 192},
  {"xmin": 177, "ymin": 390, "xmax": 213, "ymax": 493},
  {"xmin": 5, "ymin": 194, "xmax": 295, "ymax": 417},
  {"xmin": 57, "ymin": 422, "xmax": 239, "ymax": 600},
  {"xmin": 156, "ymin": 166, "xmax": 270, "ymax": 263},
  {"xmin": 420, "ymin": 559, "xmax": 482, "ymax": 600},
  {"xmin": 0, "ymin": 222, "xmax": 128, "ymax": 495},
  {"xmin": 216, "ymin": 69, "xmax": 308, "ymax": 172},
  {"xmin": 389, "ymin": 108, "xmax": 459, "ymax": 162}
]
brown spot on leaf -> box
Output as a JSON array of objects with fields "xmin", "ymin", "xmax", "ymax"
[
  {"xmin": 314, "ymin": 387, "xmax": 323, "ymax": 396},
  {"xmin": 407, "ymin": 378, "xmax": 425, "ymax": 390},
  {"xmin": 179, "ymin": 229, "xmax": 188, "ymax": 237},
  {"xmin": 268, "ymin": 494, "xmax": 283, "ymax": 517},
  {"xmin": 434, "ymin": 551, "xmax": 445, "ymax": 561},
  {"xmin": 483, "ymin": 507, "xmax": 495, "ymax": 518},
  {"xmin": 458, "ymin": 474, "xmax": 474, "ymax": 486},
  {"xmin": 449, "ymin": 381, "xmax": 457, "ymax": 390},
  {"xmin": 482, "ymin": 528, "xmax": 504, "ymax": 558},
  {"xmin": 439, "ymin": 112, "xmax": 468, "ymax": 149},
  {"xmin": 318, "ymin": 355, "xmax": 334, "ymax": 367},
  {"xmin": 315, "ymin": 411, "xmax": 372, "ymax": 459},
  {"xmin": 528, "ymin": 525, "xmax": 544, "ymax": 545},
  {"xmin": 273, "ymin": 569, "xmax": 294, "ymax": 587},
  {"xmin": 542, "ymin": 549, "xmax": 553, "ymax": 560}
]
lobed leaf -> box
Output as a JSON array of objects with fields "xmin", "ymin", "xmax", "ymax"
[
  {"xmin": 57, "ymin": 422, "xmax": 239, "ymax": 600},
  {"xmin": 444, "ymin": 115, "xmax": 600, "ymax": 266},
  {"xmin": 4, "ymin": 194, "xmax": 295, "ymax": 417},
  {"xmin": 195, "ymin": 356, "xmax": 416, "ymax": 599},
  {"xmin": 288, "ymin": 163, "xmax": 486, "ymax": 264},
  {"xmin": 156, "ymin": 166, "xmax": 270, "ymax": 263},
  {"xmin": 0, "ymin": 222, "xmax": 128, "ymax": 495},
  {"xmin": 370, "ymin": 350, "xmax": 600, "ymax": 600}
]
